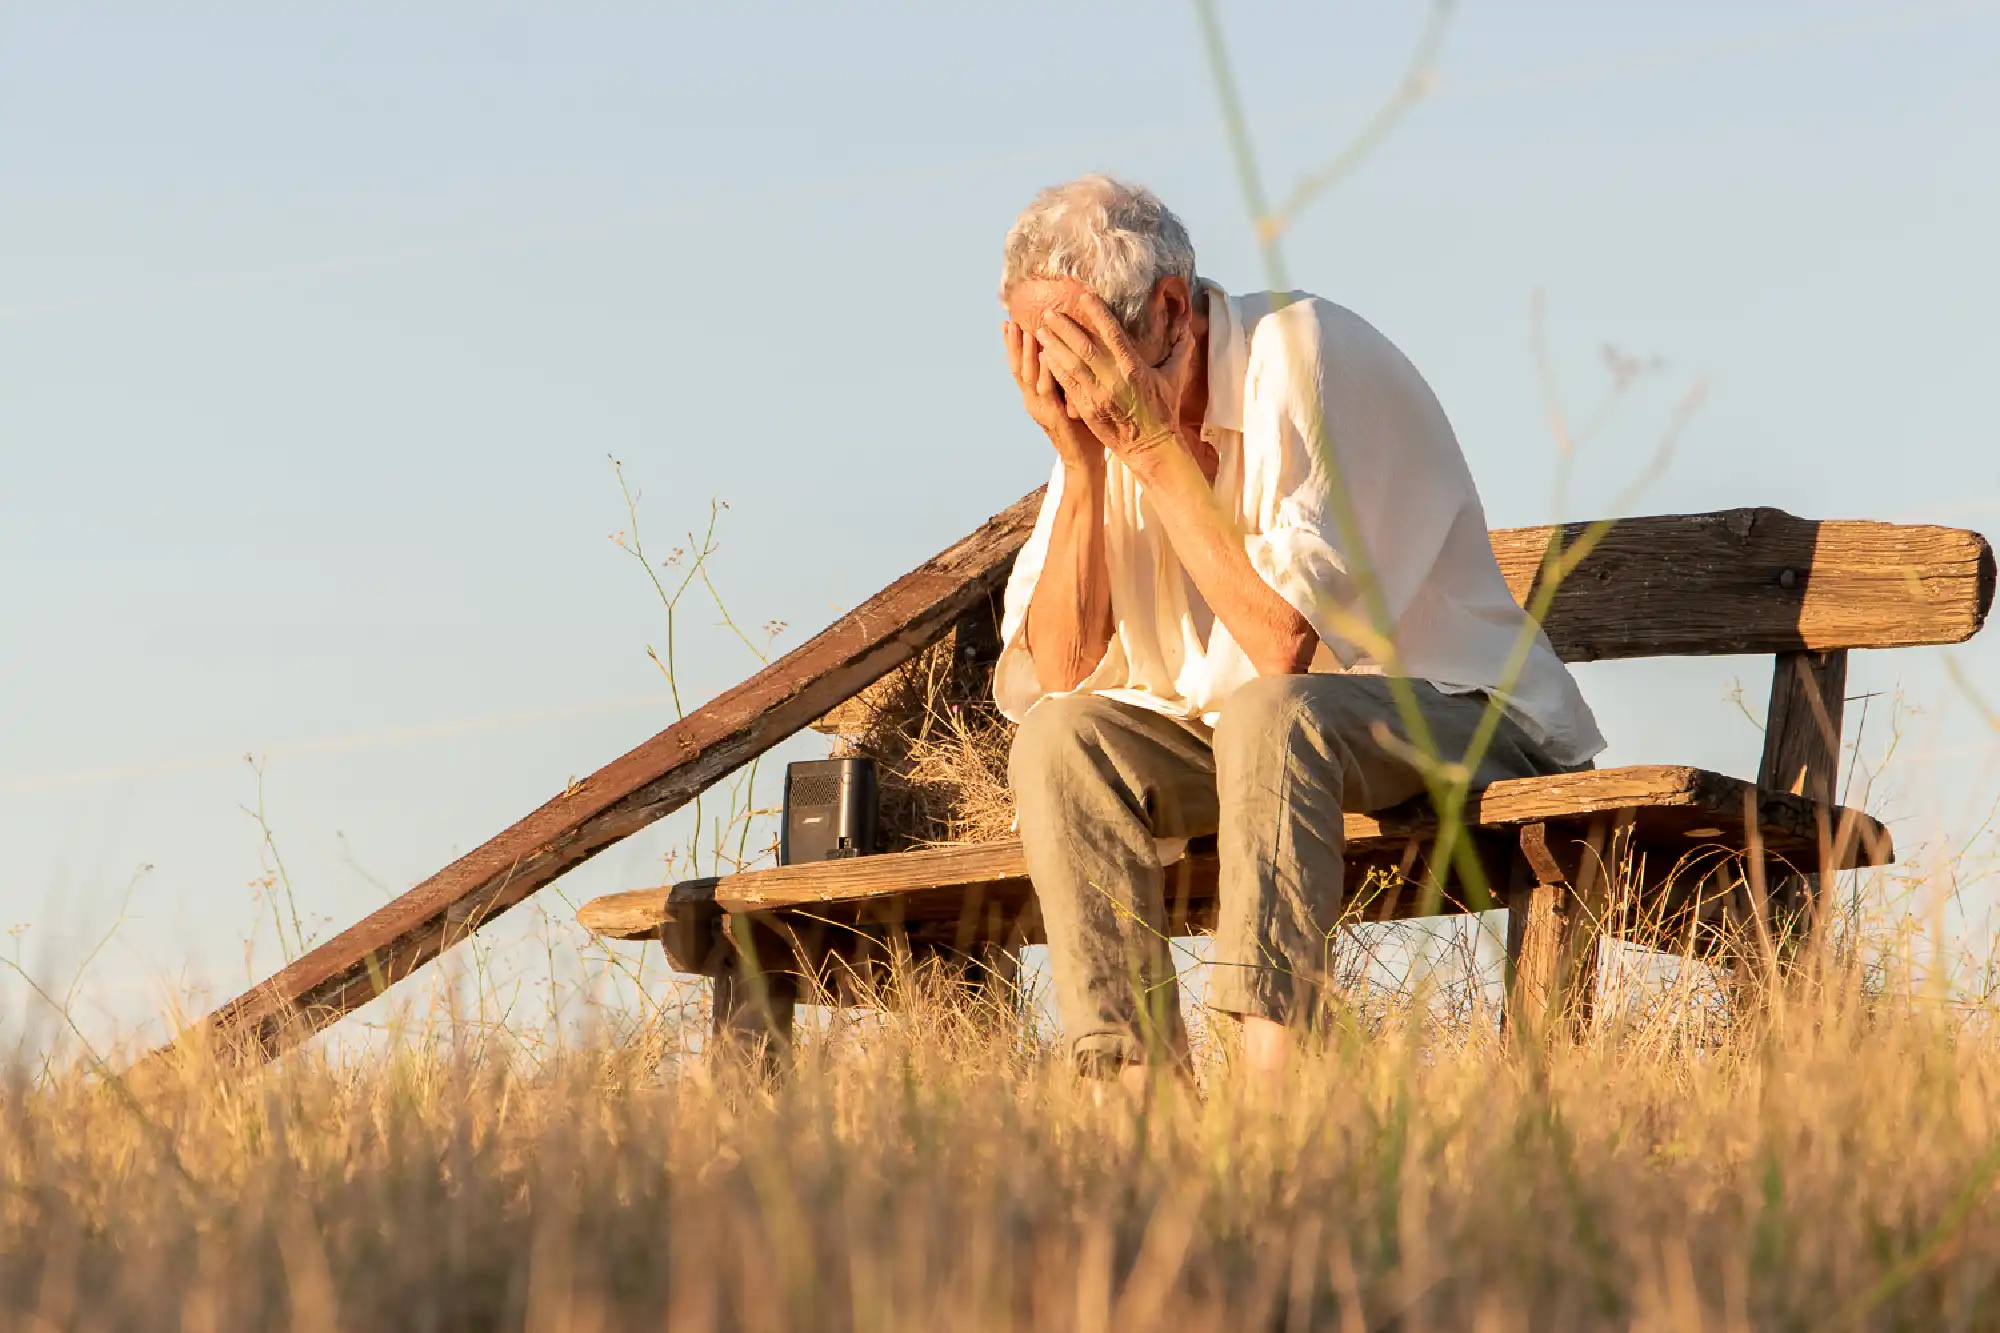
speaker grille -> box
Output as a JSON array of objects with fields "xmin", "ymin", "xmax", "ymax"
[{"xmin": 789, "ymin": 773, "xmax": 842, "ymax": 808}]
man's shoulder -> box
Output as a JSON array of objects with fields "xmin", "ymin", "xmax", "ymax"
[
  {"xmin": 1218, "ymin": 286, "xmax": 1450, "ymax": 444},
  {"xmin": 1228, "ymin": 290, "xmax": 1405, "ymax": 382},
  {"xmin": 1233, "ymin": 290, "xmax": 1390, "ymax": 351},
  {"xmin": 1230, "ymin": 288, "xmax": 1339, "ymax": 319}
]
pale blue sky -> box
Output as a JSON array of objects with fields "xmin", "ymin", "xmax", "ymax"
[{"xmin": 5, "ymin": 2, "xmax": 1998, "ymax": 1038}]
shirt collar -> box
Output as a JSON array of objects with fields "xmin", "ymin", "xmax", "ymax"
[{"xmin": 1197, "ymin": 278, "xmax": 1248, "ymax": 439}]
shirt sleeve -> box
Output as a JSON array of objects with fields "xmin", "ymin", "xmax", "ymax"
[
  {"xmin": 1242, "ymin": 519, "xmax": 1361, "ymax": 667},
  {"xmin": 1234, "ymin": 298, "xmax": 1474, "ymax": 672}
]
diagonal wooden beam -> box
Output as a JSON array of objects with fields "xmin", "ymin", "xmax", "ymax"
[{"xmin": 150, "ymin": 488, "xmax": 1047, "ymax": 1067}]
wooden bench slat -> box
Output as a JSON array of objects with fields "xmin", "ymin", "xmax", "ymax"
[
  {"xmin": 1492, "ymin": 510, "xmax": 1992, "ymax": 661},
  {"xmin": 578, "ymin": 765, "xmax": 1893, "ymax": 944}
]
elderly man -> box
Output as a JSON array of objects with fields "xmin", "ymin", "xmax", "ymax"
[{"xmin": 994, "ymin": 176, "xmax": 1604, "ymax": 1081}]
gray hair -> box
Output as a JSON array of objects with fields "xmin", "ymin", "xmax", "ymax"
[{"xmin": 999, "ymin": 175, "xmax": 1196, "ymax": 334}]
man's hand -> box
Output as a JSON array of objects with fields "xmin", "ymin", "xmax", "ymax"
[
  {"xmin": 1003, "ymin": 319, "xmax": 1099, "ymax": 468},
  {"xmin": 1034, "ymin": 292, "xmax": 1195, "ymax": 473},
  {"xmin": 1039, "ymin": 293, "xmax": 1318, "ymax": 679},
  {"xmin": 1007, "ymin": 315, "xmax": 1115, "ymax": 692}
]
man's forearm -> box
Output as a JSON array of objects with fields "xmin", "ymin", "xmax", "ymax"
[
  {"xmin": 1024, "ymin": 460, "xmax": 1114, "ymax": 694},
  {"xmin": 1132, "ymin": 446, "xmax": 1318, "ymax": 676}
]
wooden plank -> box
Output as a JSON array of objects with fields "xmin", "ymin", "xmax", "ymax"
[
  {"xmin": 579, "ymin": 766, "xmax": 1895, "ymax": 943},
  {"xmin": 807, "ymin": 511, "xmax": 1992, "ymax": 710},
  {"xmin": 151, "ymin": 489, "xmax": 1048, "ymax": 1066},
  {"xmin": 1757, "ymin": 650, "xmax": 1849, "ymax": 802},
  {"xmin": 1505, "ymin": 818, "xmax": 1619, "ymax": 1041},
  {"xmin": 1750, "ymin": 648, "xmax": 1851, "ymax": 973},
  {"xmin": 1506, "ymin": 824, "xmax": 1577, "ymax": 1038},
  {"xmin": 1494, "ymin": 510, "xmax": 1992, "ymax": 660},
  {"xmin": 704, "ymin": 840, "xmax": 1032, "ymax": 911}
]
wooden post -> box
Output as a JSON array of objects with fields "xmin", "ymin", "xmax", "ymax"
[
  {"xmin": 939, "ymin": 884, "xmax": 1027, "ymax": 1021},
  {"xmin": 710, "ymin": 913, "xmax": 797, "ymax": 1069},
  {"xmin": 1751, "ymin": 649, "xmax": 1848, "ymax": 969},
  {"xmin": 1757, "ymin": 650, "xmax": 1847, "ymax": 804},
  {"xmin": 970, "ymin": 943, "xmax": 1022, "ymax": 1018},
  {"xmin": 1504, "ymin": 820, "xmax": 1611, "ymax": 1040},
  {"xmin": 710, "ymin": 965, "xmax": 796, "ymax": 1069},
  {"xmin": 1505, "ymin": 869, "xmax": 1566, "ymax": 1037}
]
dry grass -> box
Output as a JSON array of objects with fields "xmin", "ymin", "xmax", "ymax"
[
  {"xmin": 8, "ymin": 476, "xmax": 1991, "ymax": 1327},
  {"xmin": 817, "ymin": 623, "xmax": 1018, "ymax": 850},
  {"xmin": 4, "ymin": 931, "xmax": 2000, "ymax": 1331}
]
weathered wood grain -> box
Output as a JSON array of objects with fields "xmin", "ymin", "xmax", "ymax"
[
  {"xmin": 151, "ymin": 490, "xmax": 1047, "ymax": 1066},
  {"xmin": 807, "ymin": 511, "xmax": 1991, "ymax": 736},
  {"xmin": 1757, "ymin": 650, "xmax": 1849, "ymax": 803},
  {"xmin": 1495, "ymin": 510, "xmax": 1992, "ymax": 660},
  {"xmin": 1505, "ymin": 818, "xmax": 1621, "ymax": 1039},
  {"xmin": 578, "ymin": 765, "xmax": 1894, "ymax": 944},
  {"xmin": 1749, "ymin": 649, "xmax": 1852, "ymax": 969}
]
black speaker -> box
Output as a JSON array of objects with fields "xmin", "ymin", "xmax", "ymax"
[{"xmin": 780, "ymin": 757, "xmax": 878, "ymax": 865}]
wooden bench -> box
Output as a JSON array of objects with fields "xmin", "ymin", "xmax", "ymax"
[{"xmin": 580, "ymin": 508, "xmax": 1992, "ymax": 1044}]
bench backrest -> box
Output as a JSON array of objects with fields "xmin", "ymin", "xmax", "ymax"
[{"xmin": 1492, "ymin": 509, "xmax": 1993, "ymax": 662}]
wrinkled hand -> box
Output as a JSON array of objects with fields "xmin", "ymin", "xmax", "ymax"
[
  {"xmin": 1002, "ymin": 319, "xmax": 1099, "ymax": 468},
  {"xmin": 1034, "ymin": 292, "xmax": 1194, "ymax": 470}
]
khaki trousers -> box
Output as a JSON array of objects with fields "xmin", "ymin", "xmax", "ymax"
[{"xmin": 1008, "ymin": 674, "xmax": 1572, "ymax": 1071}]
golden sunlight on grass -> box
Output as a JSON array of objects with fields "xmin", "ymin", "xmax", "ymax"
[{"xmin": 4, "ymin": 941, "xmax": 1998, "ymax": 1331}]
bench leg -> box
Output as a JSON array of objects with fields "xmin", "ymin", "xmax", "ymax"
[
  {"xmin": 886, "ymin": 940, "xmax": 1023, "ymax": 1023},
  {"xmin": 1742, "ymin": 648, "xmax": 1849, "ymax": 996},
  {"xmin": 710, "ymin": 954, "xmax": 796, "ymax": 1070},
  {"xmin": 938, "ymin": 889, "xmax": 1027, "ymax": 1020},
  {"xmin": 1503, "ymin": 821, "xmax": 1611, "ymax": 1040},
  {"xmin": 711, "ymin": 965, "xmax": 795, "ymax": 1063},
  {"xmin": 969, "ymin": 942, "xmax": 1022, "ymax": 1018}
]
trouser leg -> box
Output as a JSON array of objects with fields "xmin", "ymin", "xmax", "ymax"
[
  {"xmin": 1008, "ymin": 694, "xmax": 1218, "ymax": 1072},
  {"xmin": 1207, "ymin": 675, "xmax": 1571, "ymax": 1026}
]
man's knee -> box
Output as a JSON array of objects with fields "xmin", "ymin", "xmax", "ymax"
[
  {"xmin": 1211, "ymin": 674, "xmax": 1319, "ymax": 761},
  {"xmin": 1007, "ymin": 693, "xmax": 1119, "ymax": 794},
  {"xmin": 1213, "ymin": 674, "xmax": 1401, "ymax": 759}
]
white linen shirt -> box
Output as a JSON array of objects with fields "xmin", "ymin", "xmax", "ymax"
[{"xmin": 993, "ymin": 282, "xmax": 1606, "ymax": 768}]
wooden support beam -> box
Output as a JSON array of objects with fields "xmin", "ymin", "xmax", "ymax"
[
  {"xmin": 970, "ymin": 944, "xmax": 1023, "ymax": 1016},
  {"xmin": 710, "ymin": 964, "xmax": 796, "ymax": 1071},
  {"xmin": 1758, "ymin": 650, "xmax": 1848, "ymax": 805},
  {"xmin": 1748, "ymin": 648, "xmax": 1850, "ymax": 975},
  {"xmin": 1505, "ymin": 874, "xmax": 1569, "ymax": 1039},
  {"xmin": 146, "ymin": 489, "xmax": 1048, "ymax": 1069},
  {"xmin": 1504, "ymin": 819, "xmax": 1616, "ymax": 1040}
]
